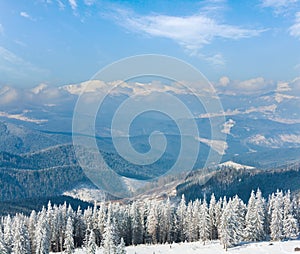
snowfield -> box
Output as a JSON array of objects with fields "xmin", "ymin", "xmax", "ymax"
[{"xmin": 60, "ymin": 240, "xmax": 300, "ymax": 254}]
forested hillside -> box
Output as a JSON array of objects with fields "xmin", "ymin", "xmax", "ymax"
[{"xmin": 177, "ymin": 163, "xmax": 300, "ymax": 202}]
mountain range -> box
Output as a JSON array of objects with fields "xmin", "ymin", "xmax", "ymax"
[{"xmin": 0, "ymin": 78, "xmax": 300, "ymax": 210}]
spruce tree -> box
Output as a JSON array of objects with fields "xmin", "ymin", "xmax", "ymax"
[
  {"xmin": 270, "ymin": 191, "xmax": 284, "ymax": 241},
  {"xmin": 63, "ymin": 217, "xmax": 74, "ymax": 254},
  {"xmin": 116, "ymin": 237, "xmax": 126, "ymax": 254},
  {"xmin": 103, "ymin": 214, "xmax": 116, "ymax": 254},
  {"xmin": 199, "ymin": 199, "xmax": 210, "ymax": 245},
  {"xmin": 0, "ymin": 227, "xmax": 7, "ymax": 254}
]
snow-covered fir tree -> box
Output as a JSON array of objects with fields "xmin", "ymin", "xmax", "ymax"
[
  {"xmin": 176, "ymin": 194, "xmax": 187, "ymax": 242},
  {"xmin": 199, "ymin": 198, "xmax": 210, "ymax": 245},
  {"xmin": 63, "ymin": 217, "xmax": 74, "ymax": 254},
  {"xmin": 208, "ymin": 194, "xmax": 218, "ymax": 240},
  {"xmin": 103, "ymin": 213, "xmax": 116, "ymax": 254},
  {"xmin": 0, "ymin": 226, "xmax": 8, "ymax": 254},
  {"xmin": 85, "ymin": 229, "xmax": 96, "ymax": 254},
  {"xmin": 12, "ymin": 215, "xmax": 31, "ymax": 254},
  {"xmin": 270, "ymin": 190, "xmax": 284, "ymax": 241},
  {"xmin": 3, "ymin": 215, "xmax": 13, "ymax": 254},
  {"xmin": 116, "ymin": 237, "xmax": 127, "ymax": 254},
  {"xmin": 35, "ymin": 207, "xmax": 51, "ymax": 254},
  {"xmin": 283, "ymin": 190, "xmax": 299, "ymax": 239},
  {"xmin": 146, "ymin": 202, "xmax": 158, "ymax": 244},
  {"xmin": 0, "ymin": 189, "xmax": 299, "ymax": 253},
  {"xmin": 244, "ymin": 190, "xmax": 265, "ymax": 241}
]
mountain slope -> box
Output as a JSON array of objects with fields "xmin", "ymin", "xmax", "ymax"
[{"xmin": 176, "ymin": 162, "xmax": 300, "ymax": 202}]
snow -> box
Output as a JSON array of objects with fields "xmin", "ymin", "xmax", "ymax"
[
  {"xmin": 280, "ymin": 134, "xmax": 300, "ymax": 144},
  {"xmin": 195, "ymin": 137, "xmax": 228, "ymax": 155},
  {"xmin": 0, "ymin": 111, "xmax": 47, "ymax": 124},
  {"xmin": 55, "ymin": 240, "xmax": 300, "ymax": 254},
  {"xmin": 222, "ymin": 119, "xmax": 235, "ymax": 134},
  {"xmin": 63, "ymin": 186, "xmax": 106, "ymax": 202},
  {"xmin": 218, "ymin": 161, "xmax": 255, "ymax": 170}
]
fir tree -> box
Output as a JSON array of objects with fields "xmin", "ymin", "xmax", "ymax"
[
  {"xmin": 35, "ymin": 208, "xmax": 51, "ymax": 254},
  {"xmin": 103, "ymin": 214, "xmax": 116, "ymax": 254},
  {"xmin": 208, "ymin": 194, "xmax": 218, "ymax": 240},
  {"xmin": 0, "ymin": 227, "xmax": 8, "ymax": 254},
  {"xmin": 12, "ymin": 216, "xmax": 31, "ymax": 254},
  {"xmin": 63, "ymin": 217, "xmax": 74, "ymax": 254},
  {"xmin": 116, "ymin": 238, "xmax": 126, "ymax": 254},
  {"xmin": 86, "ymin": 230, "xmax": 96, "ymax": 254},
  {"xmin": 176, "ymin": 195, "xmax": 186, "ymax": 242},
  {"xmin": 146, "ymin": 204, "xmax": 158, "ymax": 244},
  {"xmin": 270, "ymin": 191, "xmax": 284, "ymax": 241},
  {"xmin": 199, "ymin": 199, "xmax": 210, "ymax": 245}
]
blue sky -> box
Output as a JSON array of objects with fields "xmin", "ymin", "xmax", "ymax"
[{"xmin": 0, "ymin": 0, "xmax": 300, "ymax": 87}]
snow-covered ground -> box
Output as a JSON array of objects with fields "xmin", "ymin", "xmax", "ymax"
[{"xmin": 61, "ymin": 240, "xmax": 300, "ymax": 254}]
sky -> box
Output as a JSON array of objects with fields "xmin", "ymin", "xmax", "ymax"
[{"xmin": 0, "ymin": 0, "xmax": 300, "ymax": 87}]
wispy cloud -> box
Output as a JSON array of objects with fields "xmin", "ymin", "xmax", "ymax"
[
  {"xmin": 84, "ymin": 0, "xmax": 96, "ymax": 6},
  {"xmin": 0, "ymin": 24, "xmax": 3, "ymax": 35},
  {"xmin": 260, "ymin": 0, "xmax": 298, "ymax": 13},
  {"xmin": 261, "ymin": 0, "xmax": 298, "ymax": 8},
  {"xmin": 0, "ymin": 46, "xmax": 49, "ymax": 85},
  {"xmin": 57, "ymin": 0, "xmax": 65, "ymax": 10},
  {"xmin": 68, "ymin": 0, "xmax": 77, "ymax": 11},
  {"xmin": 289, "ymin": 12, "xmax": 300, "ymax": 39},
  {"xmin": 115, "ymin": 11, "xmax": 263, "ymax": 49},
  {"xmin": 20, "ymin": 11, "xmax": 35, "ymax": 21},
  {"xmin": 111, "ymin": 9, "xmax": 264, "ymax": 65}
]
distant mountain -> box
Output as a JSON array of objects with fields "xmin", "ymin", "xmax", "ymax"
[
  {"xmin": 0, "ymin": 121, "xmax": 71, "ymax": 154},
  {"xmin": 0, "ymin": 80, "xmax": 300, "ymax": 204},
  {"xmin": 176, "ymin": 162, "xmax": 300, "ymax": 202}
]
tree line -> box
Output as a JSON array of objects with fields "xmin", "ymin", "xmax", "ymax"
[{"xmin": 0, "ymin": 189, "xmax": 299, "ymax": 253}]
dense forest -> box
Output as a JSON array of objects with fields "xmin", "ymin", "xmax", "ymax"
[{"xmin": 0, "ymin": 189, "xmax": 299, "ymax": 253}]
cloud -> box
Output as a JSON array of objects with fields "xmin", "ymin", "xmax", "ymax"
[
  {"xmin": 20, "ymin": 12, "xmax": 35, "ymax": 21},
  {"xmin": 112, "ymin": 9, "xmax": 264, "ymax": 57},
  {"xmin": 204, "ymin": 53, "xmax": 225, "ymax": 66},
  {"xmin": 0, "ymin": 24, "xmax": 3, "ymax": 35},
  {"xmin": 289, "ymin": 12, "xmax": 300, "ymax": 39},
  {"xmin": 68, "ymin": 0, "xmax": 77, "ymax": 11},
  {"xmin": 216, "ymin": 77, "xmax": 275, "ymax": 95},
  {"xmin": 84, "ymin": 0, "xmax": 96, "ymax": 6},
  {"xmin": 260, "ymin": 0, "xmax": 298, "ymax": 13},
  {"xmin": 57, "ymin": 0, "xmax": 66, "ymax": 10},
  {"xmin": 219, "ymin": 76, "xmax": 230, "ymax": 87},
  {"xmin": 0, "ymin": 86, "xmax": 19, "ymax": 105},
  {"xmin": 0, "ymin": 46, "xmax": 49, "ymax": 86},
  {"xmin": 261, "ymin": 0, "xmax": 298, "ymax": 8}
]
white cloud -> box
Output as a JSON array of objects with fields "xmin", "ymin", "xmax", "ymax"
[
  {"xmin": 219, "ymin": 76, "xmax": 230, "ymax": 87},
  {"xmin": 204, "ymin": 53, "xmax": 225, "ymax": 66},
  {"xmin": 260, "ymin": 0, "xmax": 298, "ymax": 13},
  {"xmin": 289, "ymin": 12, "xmax": 300, "ymax": 39},
  {"xmin": 57, "ymin": 0, "xmax": 65, "ymax": 10},
  {"xmin": 0, "ymin": 24, "xmax": 3, "ymax": 35},
  {"xmin": 238, "ymin": 77, "xmax": 267, "ymax": 91},
  {"xmin": 217, "ymin": 77, "xmax": 274, "ymax": 95},
  {"xmin": 84, "ymin": 0, "xmax": 96, "ymax": 6},
  {"xmin": 276, "ymin": 82, "xmax": 291, "ymax": 92},
  {"xmin": 113, "ymin": 9, "xmax": 264, "ymax": 57},
  {"xmin": 0, "ymin": 86, "xmax": 18, "ymax": 104},
  {"xmin": 69, "ymin": 0, "xmax": 77, "ymax": 10},
  {"xmin": 31, "ymin": 83, "xmax": 48, "ymax": 94},
  {"xmin": 20, "ymin": 12, "xmax": 35, "ymax": 21},
  {"xmin": 261, "ymin": 0, "xmax": 298, "ymax": 8},
  {"xmin": 0, "ymin": 46, "xmax": 49, "ymax": 85}
]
